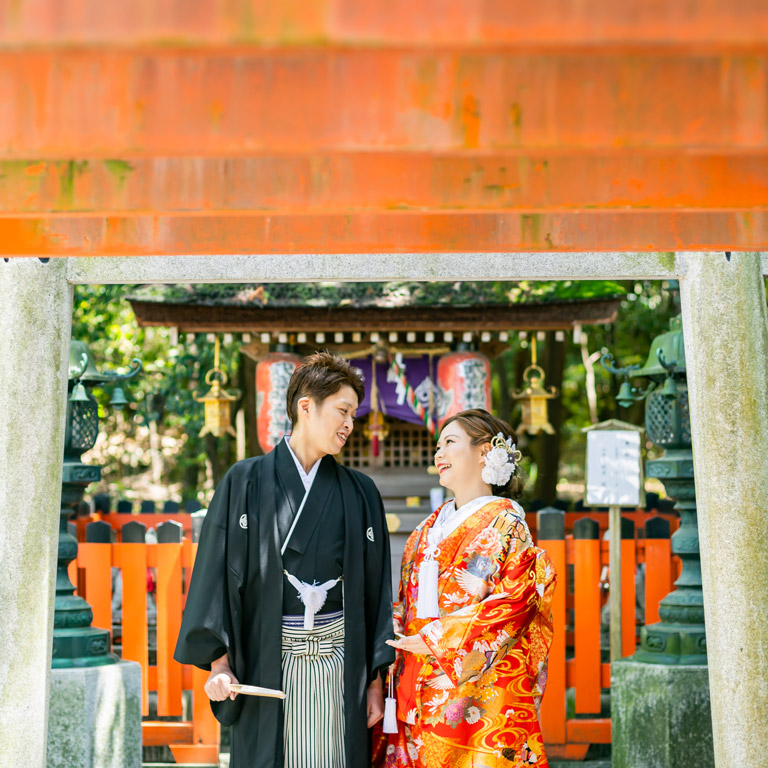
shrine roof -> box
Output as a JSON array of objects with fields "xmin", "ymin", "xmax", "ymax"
[{"xmin": 127, "ymin": 281, "xmax": 624, "ymax": 332}]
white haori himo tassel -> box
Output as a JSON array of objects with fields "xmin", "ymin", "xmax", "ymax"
[
  {"xmin": 383, "ymin": 668, "xmax": 398, "ymax": 734},
  {"xmin": 285, "ymin": 572, "xmax": 342, "ymax": 629},
  {"xmin": 416, "ymin": 547, "xmax": 441, "ymax": 619}
]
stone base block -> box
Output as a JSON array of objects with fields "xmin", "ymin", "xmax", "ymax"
[
  {"xmin": 611, "ymin": 659, "xmax": 713, "ymax": 768},
  {"xmin": 47, "ymin": 660, "xmax": 141, "ymax": 768}
]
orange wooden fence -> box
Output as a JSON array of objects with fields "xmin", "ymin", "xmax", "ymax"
[
  {"xmin": 69, "ymin": 511, "xmax": 676, "ymax": 763},
  {"xmin": 537, "ymin": 511, "xmax": 676, "ymax": 760},
  {"xmin": 70, "ymin": 519, "xmax": 219, "ymax": 765}
]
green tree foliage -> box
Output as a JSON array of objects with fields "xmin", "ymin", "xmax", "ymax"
[
  {"xmin": 72, "ymin": 284, "xmax": 241, "ymax": 503},
  {"xmin": 486, "ymin": 280, "xmax": 677, "ymax": 504},
  {"xmin": 72, "ymin": 280, "xmax": 677, "ymax": 507}
]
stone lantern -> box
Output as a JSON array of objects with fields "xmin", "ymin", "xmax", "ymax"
[
  {"xmin": 604, "ymin": 315, "xmax": 704, "ymax": 663},
  {"xmin": 47, "ymin": 340, "xmax": 144, "ymax": 768},
  {"xmin": 603, "ymin": 311, "xmax": 714, "ymax": 766}
]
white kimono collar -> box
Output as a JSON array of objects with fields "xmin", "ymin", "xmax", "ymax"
[{"xmin": 427, "ymin": 495, "xmax": 524, "ymax": 547}]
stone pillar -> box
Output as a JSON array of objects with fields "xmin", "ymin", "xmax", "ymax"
[
  {"xmin": 0, "ymin": 258, "xmax": 72, "ymax": 767},
  {"xmin": 679, "ymin": 252, "xmax": 768, "ymax": 766}
]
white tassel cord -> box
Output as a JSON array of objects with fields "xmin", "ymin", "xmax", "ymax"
[
  {"xmin": 285, "ymin": 572, "xmax": 341, "ymax": 630},
  {"xmin": 416, "ymin": 549, "xmax": 441, "ymax": 619},
  {"xmin": 382, "ymin": 667, "xmax": 398, "ymax": 734}
]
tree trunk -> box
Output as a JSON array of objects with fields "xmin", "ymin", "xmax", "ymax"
[
  {"xmin": 148, "ymin": 419, "xmax": 164, "ymax": 485},
  {"xmin": 580, "ymin": 331, "xmax": 601, "ymax": 425},
  {"xmin": 239, "ymin": 352, "xmax": 263, "ymax": 459},
  {"xmin": 493, "ymin": 352, "xmax": 512, "ymax": 425},
  {"xmin": 204, "ymin": 433, "xmax": 227, "ymax": 487},
  {"xmin": 533, "ymin": 332, "xmax": 566, "ymax": 505}
]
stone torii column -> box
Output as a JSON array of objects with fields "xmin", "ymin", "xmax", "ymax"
[
  {"xmin": 0, "ymin": 258, "xmax": 73, "ymax": 767},
  {"xmin": 680, "ymin": 252, "xmax": 768, "ymax": 767}
]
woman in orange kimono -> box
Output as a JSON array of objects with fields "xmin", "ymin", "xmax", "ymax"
[{"xmin": 384, "ymin": 409, "xmax": 556, "ymax": 768}]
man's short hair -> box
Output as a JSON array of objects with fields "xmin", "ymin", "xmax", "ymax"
[{"xmin": 285, "ymin": 352, "xmax": 365, "ymax": 426}]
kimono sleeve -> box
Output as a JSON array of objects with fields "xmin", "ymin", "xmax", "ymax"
[
  {"xmin": 393, "ymin": 528, "xmax": 420, "ymax": 636},
  {"xmin": 360, "ymin": 475, "xmax": 397, "ymax": 680},
  {"xmin": 419, "ymin": 542, "xmax": 550, "ymax": 688},
  {"xmin": 174, "ymin": 468, "xmax": 241, "ymax": 670}
]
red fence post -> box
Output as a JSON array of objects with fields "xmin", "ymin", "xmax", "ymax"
[
  {"xmin": 156, "ymin": 520, "xmax": 184, "ymax": 717},
  {"xmin": 573, "ymin": 517, "xmax": 602, "ymax": 714},
  {"xmin": 643, "ymin": 516, "xmax": 673, "ymax": 625},
  {"xmin": 537, "ymin": 509, "xmax": 567, "ymax": 746},
  {"xmin": 120, "ymin": 521, "xmax": 149, "ymax": 716},
  {"xmin": 620, "ymin": 516, "xmax": 637, "ymax": 658},
  {"xmin": 80, "ymin": 520, "xmax": 113, "ymax": 633}
]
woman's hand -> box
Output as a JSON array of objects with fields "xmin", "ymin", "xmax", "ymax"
[
  {"xmin": 366, "ymin": 676, "xmax": 384, "ymax": 727},
  {"xmin": 386, "ymin": 634, "xmax": 431, "ymax": 655},
  {"xmin": 204, "ymin": 653, "xmax": 240, "ymax": 701}
]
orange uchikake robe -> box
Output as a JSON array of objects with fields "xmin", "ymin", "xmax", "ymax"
[{"xmin": 386, "ymin": 498, "xmax": 556, "ymax": 768}]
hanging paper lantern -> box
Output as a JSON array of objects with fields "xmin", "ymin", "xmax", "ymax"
[
  {"xmin": 436, "ymin": 350, "xmax": 491, "ymax": 428},
  {"xmin": 256, "ymin": 350, "xmax": 302, "ymax": 452}
]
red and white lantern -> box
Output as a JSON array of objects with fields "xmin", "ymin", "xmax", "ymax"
[
  {"xmin": 256, "ymin": 350, "xmax": 302, "ymax": 452},
  {"xmin": 436, "ymin": 350, "xmax": 491, "ymax": 428}
]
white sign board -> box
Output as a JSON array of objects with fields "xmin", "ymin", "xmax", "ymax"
[{"xmin": 586, "ymin": 430, "xmax": 643, "ymax": 507}]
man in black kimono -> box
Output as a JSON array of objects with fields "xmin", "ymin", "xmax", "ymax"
[{"xmin": 175, "ymin": 352, "xmax": 394, "ymax": 768}]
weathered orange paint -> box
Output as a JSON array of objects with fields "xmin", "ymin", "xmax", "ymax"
[
  {"xmin": 2, "ymin": 153, "xmax": 767, "ymax": 212},
  {"xmin": 0, "ymin": 210, "xmax": 765, "ymax": 255},
  {"xmin": 1, "ymin": 50, "xmax": 767, "ymax": 156},
  {"xmin": 1, "ymin": 0, "xmax": 767, "ymax": 45},
  {"xmin": 1, "ymin": 3, "xmax": 766, "ymax": 255}
]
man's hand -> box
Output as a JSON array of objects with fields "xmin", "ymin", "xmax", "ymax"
[
  {"xmin": 366, "ymin": 675, "xmax": 384, "ymax": 728},
  {"xmin": 204, "ymin": 653, "xmax": 240, "ymax": 701}
]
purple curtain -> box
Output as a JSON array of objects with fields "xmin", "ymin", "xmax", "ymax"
[{"xmin": 351, "ymin": 355, "xmax": 438, "ymax": 425}]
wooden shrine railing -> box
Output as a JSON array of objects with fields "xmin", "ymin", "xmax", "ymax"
[
  {"xmin": 70, "ymin": 519, "xmax": 218, "ymax": 766},
  {"xmin": 69, "ymin": 510, "xmax": 678, "ymax": 763},
  {"xmin": 536, "ymin": 510, "xmax": 678, "ymax": 761}
]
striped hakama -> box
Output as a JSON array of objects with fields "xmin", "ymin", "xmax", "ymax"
[{"xmin": 281, "ymin": 610, "xmax": 345, "ymax": 768}]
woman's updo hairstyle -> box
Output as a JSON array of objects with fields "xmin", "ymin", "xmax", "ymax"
[{"xmin": 439, "ymin": 408, "xmax": 525, "ymax": 499}]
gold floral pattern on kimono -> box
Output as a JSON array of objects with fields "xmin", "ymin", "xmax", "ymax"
[{"xmin": 386, "ymin": 498, "xmax": 556, "ymax": 768}]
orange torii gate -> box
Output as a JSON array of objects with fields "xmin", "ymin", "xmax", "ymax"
[
  {"xmin": 1, "ymin": 4, "xmax": 768, "ymax": 768},
  {"xmin": 0, "ymin": 0, "xmax": 767, "ymax": 254}
]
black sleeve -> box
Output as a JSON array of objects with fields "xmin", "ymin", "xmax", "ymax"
[
  {"xmin": 359, "ymin": 475, "xmax": 396, "ymax": 682},
  {"xmin": 174, "ymin": 469, "xmax": 237, "ymax": 670}
]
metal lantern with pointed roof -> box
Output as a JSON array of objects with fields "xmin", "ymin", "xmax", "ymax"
[
  {"xmin": 512, "ymin": 337, "xmax": 559, "ymax": 436},
  {"xmin": 196, "ymin": 336, "xmax": 238, "ymax": 438},
  {"xmin": 54, "ymin": 341, "xmax": 142, "ymax": 668}
]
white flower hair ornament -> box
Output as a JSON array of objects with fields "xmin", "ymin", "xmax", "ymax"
[{"xmin": 481, "ymin": 432, "xmax": 522, "ymax": 487}]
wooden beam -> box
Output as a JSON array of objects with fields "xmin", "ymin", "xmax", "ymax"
[
  {"xmin": 1, "ymin": 49, "xmax": 767, "ymax": 157},
  {"xmin": 4, "ymin": 152, "xmax": 767, "ymax": 212},
  {"xmin": 128, "ymin": 297, "xmax": 621, "ymax": 332},
  {"xmin": 2, "ymin": 211, "xmax": 767, "ymax": 256},
  {"xmin": 141, "ymin": 721, "xmax": 192, "ymax": 746},
  {"xmin": 566, "ymin": 718, "xmax": 612, "ymax": 744},
  {"xmin": 1, "ymin": 0, "xmax": 766, "ymax": 46}
]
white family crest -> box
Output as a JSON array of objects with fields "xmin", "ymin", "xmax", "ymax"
[
  {"xmin": 366, "ymin": 527, "xmax": 375, "ymax": 542},
  {"xmin": 239, "ymin": 514, "xmax": 248, "ymax": 529}
]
